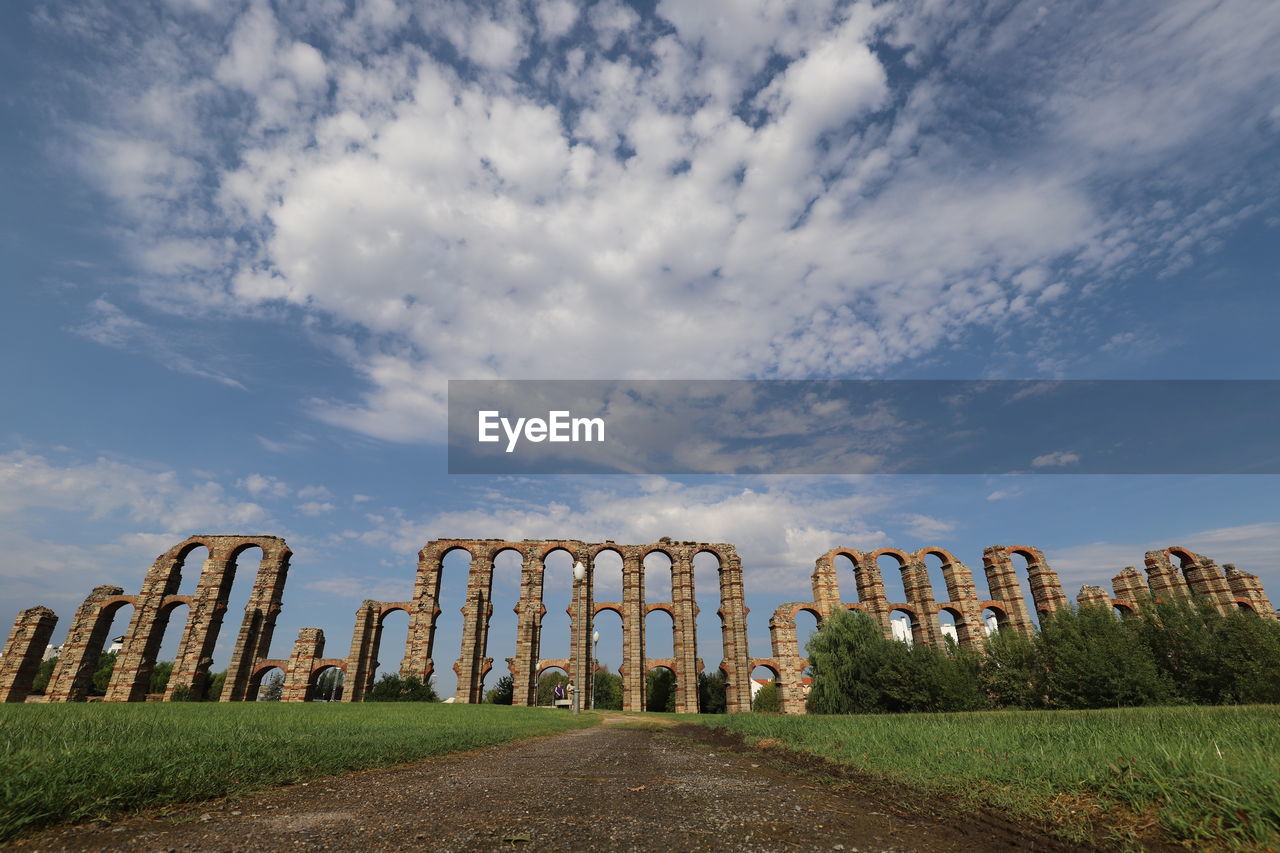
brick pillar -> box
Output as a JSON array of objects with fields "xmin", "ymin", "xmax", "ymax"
[
  {"xmin": 0, "ymin": 606, "xmax": 58, "ymax": 702},
  {"xmin": 717, "ymin": 548, "xmax": 752, "ymax": 714},
  {"xmin": 621, "ymin": 549, "xmax": 645, "ymax": 711},
  {"xmin": 403, "ymin": 547, "xmax": 444, "ymax": 683},
  {"xmin": 1224, "ymin": 564, "xmax": 1277, "ymax": 619},
  {"xmin": 903, "ymin": 557, "xmax": 942, "ymax": 647},
  {"xmin": 811, "ymin": 552, "xmax": 841, "ymax": 618},
  {"xmin": 849, "ymin": 552, "xmax": 891, "ymax": 635},
  {"xmin": 223, "ymin": 551, "xmax": 290, "ymax": 701},
  {"xmin": 982, "ymin": 547, "xmax": 1034, "ymax": 636},
  {"xmin": 1111, "ymin": 566, "xmax": 1148, "ymax": 608},
  {"xmin": 937, "ymin": 556, "xmax": 985, "ymax": 649},
  {"xmin": 670, "ymin": 549, "xmax": 699, "ymax": 713},
  {"xmin": 167, "ymin": 554, "xmax": 234, "ymax": 700},
  {"xmin": 1184, "ymin": 558, "xmax": 1234, "ymax": 614},
  {"xmin": 1076, "ymin": 585, "xmax": 1112, "ymax": 608},
  {"xmin": 769, "ymin": 604, "xmax": 807, "ymax": 715},
  {"xmin": 454, "ymin": 552, "xmax": 494, "ymax": 703},
  {"xmin": 1020, "ymin": 547, "xmax": 1069, "ymax": 617},
  {"xmin": 343, "ymin": 601, "xmax": 379, "ymax": 702},
  {"xmin": 282, "ymin": 628, "xmax": 324, "ymax": 702},
  {"xmin": 511, "ymin": 548, "xmax": 544, "ymax": 706},
  {"xmin": 45, "ymin": 587, "xmax": 126, "ymax": 702},
  {"xmin": 1144, "ymin": 550, "xmax": 1191, "ymax": 600},
  {"xmin": 107, "ymin": 551, "xmax": 187, "ymax": 702}
]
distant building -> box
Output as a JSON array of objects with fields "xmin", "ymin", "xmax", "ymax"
[{"xmin": 43, "ymin": 635, "xmax": 123, "ymax": 662}]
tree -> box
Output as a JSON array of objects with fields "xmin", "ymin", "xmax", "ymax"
[
  {"xmin": 366, "ymin": 673, "xmax": 439, "ymax": 702},
  {"xmin": 1036, "ymin": 605, "xmax": 1166, "ymax": 709},
  {"xmin": 697, "ymin": 671, "xmax": 727, "ymax": 714},
  {"xmin": 91, "ymin": 651, "xmax": 118, "ymax": 696},
  {"xmin": 314, "ymin": 668, "xmax": 344, "ymax": 701},
  {"xmin": 260, "ymin": 671, "xmax": 284, "ymax": 701},
  {"xmin": 148, "ymin": 660, "xmax": 173, "ymax": 695},
  {"xmin": 592, "ymin": 668, "xmax": 623, "ymax": 710},
  {"xmin": 204, "ymin": 670, "xmax": 227, "ymax": 702},
  {"xmin": 979, "ymin": 626, "xmax": 1042, "ymax": 709},
  {"xmin": 751, "ymin": 681, "xmax": 781, "ymax": 712},
  {"xmin": 645, "ymin": 668, "xmax": 676, "ymax": 712},
  {"xmin": 31, "ymin": 657, "xmax": 57, "ymax": 694},
  {"xmin": 805, "ymin": 609, "xmax": 895, "ymax": 714},
  {"xmin": 486, "ymin": 674, "xmax": 515, "ymax": 704}
]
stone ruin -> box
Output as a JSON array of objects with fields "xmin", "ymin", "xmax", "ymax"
[{"xmin": 1, "ymin": 535, "xmax": 1273, "ymax": 713}]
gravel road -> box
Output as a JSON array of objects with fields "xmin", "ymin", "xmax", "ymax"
[{"xmin": 14, "ymin": 715, "xmax": 1095, "ymax": 852}]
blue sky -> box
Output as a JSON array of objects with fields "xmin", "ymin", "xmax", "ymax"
[{"xmin": 2, "ymin": 0, "xmax": 1278, "ymax": 696}]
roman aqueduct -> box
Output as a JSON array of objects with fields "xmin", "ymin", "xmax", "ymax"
[{"xmin": 1, "ymin": 534, "xmax": 1273, "ymax": 712}]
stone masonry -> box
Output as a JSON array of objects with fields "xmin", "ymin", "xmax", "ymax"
[
  {"xmin": 762, "ymin": 544, "xmax": 1276, "ymax": 714},
  {"xmin": 4, "ymin": 535, "xmax": 1274, "ymax": 710}
]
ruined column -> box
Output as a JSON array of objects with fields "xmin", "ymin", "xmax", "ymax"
[
  {"xmin": 343, "ymin": 601, "xmax": 380, "ymax": 702},
  {"xmin": 454, "ymin": 551, "xmax": 494, "ymax": 703},
  {"xmin": 1144, "ymin": 549, "xmax": 1192, "ymax": 601},
  {"xmin": 106, "ymin": 547, "xmax": 190, "ymax": 702},
  {"xmin": 768, "ymin": 604, "xmax": 808, "ymax": 715},
  {"xmin": 670, "ymin": 548, "xmax": 700, "ymax": 713},
  {"xmin": 511, "ymin": 548, "xmax": 545, "ymax": 706},
  {"xmin": 716, "ymin": 547, "xmax": 752, "ymax": 714},
  {"xmin": 1224, "ymin": 564, "xmax": 1277, "ymax": 619},
  {"xmin": 1076, "ymin": 585, "xmax": 1112, "ymax": 608},
  {"xmin": 282, "ymin": 628, "xmax": 324, "ymax": 702},
  {"xmin": 166, "ymin": 551, "xmax": 235, "ymax": 701},
  {"xmin": 0, "ymin": 606, "xmax": 58, "ymax": 703},
  {"xmin": 934, "ymin": 554, "xmax": 985, "ymax": 649},
  {"xmin": 222, "ymin": 547, "xmax": 290, "ymax": 701},
  {"xmin": 981, "ymin": 547, "xmax": 1035, "ymax": 636},
  {"xmin": 849, "ymin": 552, "xmax": 892, "ymax": 635},
  {"xmin": 621, "ymin": 548, "xmax": 645, "ymax": 712},
  {"xmin": 811, "ymin": 552, "xmax": 841, "ymax": 618},
  {"xmin": 902, "ymin": 555, "xmax": 942, "ymax": 647},
  {"xmin": 403, "ymin": 545, "xmax": 447, "ymax": 683},
  {"xmin": 45, "ymin": 587, "xmax": 128, "ymax": 703},
  {"xmin": 1183, "ymin": 557, "xmax": 1234, "ymax": 615},
  {"xmin": 1111, "ymin": 567, "xmax": 1148, "ymax": 608}
]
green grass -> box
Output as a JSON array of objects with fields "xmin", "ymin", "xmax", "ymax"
[
  {"xmin": 0, "ymin": 702, "xmax": 595, "ymax": 842},
  {"xmin": 687, "ymin": 705, "xmax": 1280, "ymax": 850}
]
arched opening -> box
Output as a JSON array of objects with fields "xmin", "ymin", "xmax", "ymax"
[
  {"xmin": 206, "ymin": 544, "xmax": 264, "ymax": 700},
  {"xmin": 982, "ymin": 606, "xmax": 1006, "ymax": 635},
  {"xmin": 309, "ymin": 665, "xmax": 344, "ymax": 702},
  {"xmin": 890, "ymin": 607, "xmax": 916, "ymax": 645},
  {"xmin": 750, "ymin": 663, "xmax": 781, "ymax": 712},
  {"xmin": 251, "ymin": 665, "xmax": 286, "ymax": 702},
  {"xmin": 374, "ymin": 607, "xmax": 410, "ymax": 681},
  {"xmin": 643, "ymin": 549, "xmax": 673, "ymax": 604},
  {"xmin": 154, "ymin": 544, "xmax": 208, "ymax": 668},
  {"xmin": 540, "ymin": 548, "xmax": 576, "ymax": 664},
  {"xmin": 591, "ymin": 607, "xmax": 624, "ymax": 710},
  {"xmin": 1112, "ymin": 603, "xmax": 1132, "ymax": 620},
  {"xmin": 693, "ymin": 550, "xmax": 726, "ymax": 709},
  {"xmin": 937, "ymin": 607, "xmax": 959, "ymax": 645},
  {"xmin": 645, "ymin": 606, "xmax": 674, "ymax": 660},
  {"xmin": 150, "ymin": 600, "xmax": 188, "ymax": 697},
  {"xmin": 876, "ymin": 553, "xmax": 910, "ymax": 611},
  {"xmin": 435, "ymin": 547, "xmax": 472, "ymax": 700},
  {"xmin": 1010, "ymin": 550, "xmax": 1044, "ymax": 624},
  {"xmin": 794, "ymin": 607, "xmax": 821, "ymax": 659},
  {"xmin": 1236, "ymin": 601, "xmax": 1255, "ymax": 613},
  {"xmin": 536, "ymin": 665, "xmax": 570, "ymax": 707},
  {"xmin": 478, "ymin": 548, "xmax": 523, "ymax": 699},
  {"xmin": 645, "ymin": 665, "xmax": 676, "ymax": 713},
  {"xmin": 922, "ymin": 552, "xmax": 951, "ymax": 605},
  {"xmin": 833, "ymin": 552, "xmax": 857, "ymax": 602},
  {"xmin": 591, "ymin": 545, "xmax": 627, "ymax": 701}
]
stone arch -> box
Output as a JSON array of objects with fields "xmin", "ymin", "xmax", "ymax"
[
  {"xmin": 247, "ymin": 660, "xmax": 287, "ymax": 701},
  {"xmin": 981, "ymin": 603, "xmax": 1008, "ymax": 634},
  {"xmin": 916, "ymin": 547, "xmax": 983, "ymax": 648},
  {"xmin": 644, "ymin": 662, "xmax": 678, "ymax": 712},
  {"xmin": 44, "ymin": 588, "xmax": 133, "ymax": 702},
  {"xmin": 308, "ymin": 661, "xmax": 346, "ymax": 701},
  {"xmin": 982, "ymin": 545, "xmax": 1067, "ymax": 636}
]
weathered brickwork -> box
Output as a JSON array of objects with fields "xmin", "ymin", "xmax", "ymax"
[
  {"xmin": 343, "ymin": 538, "xmax": 753, "ymax": 713},
  {"xmin": 6, "ymin": 534, "xmax": 1274, "ymax": 712},
  {"xmin": 767, "ymin": 543, "xmax": 1277, "ymax": 714},
  {"xmin": 0, "ymin": 606, "xmax": 58, "ymax": 702}
]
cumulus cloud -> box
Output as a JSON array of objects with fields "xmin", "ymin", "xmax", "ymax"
[
  {"xmin": 40, "ymin": 0, "xmax": 1280, "ymax": 441},
  {"xmin": 1031, "ymin": 451, "xmax": 1080, "ymax": 469}
]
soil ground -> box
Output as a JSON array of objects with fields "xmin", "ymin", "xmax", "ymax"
[{"xmin": 13, "ymin": 713, "xmax": 1102, "ymax": 852}]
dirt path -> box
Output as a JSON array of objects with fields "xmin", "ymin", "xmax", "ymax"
[{"xmin": 15, "ymin": 716, "xmax": 1095, "ymax": 852}]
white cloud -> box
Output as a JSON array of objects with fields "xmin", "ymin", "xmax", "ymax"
[
  {"xmin": 297, "ymin": 500, "xmax": 335, "ymax": 516},
  {"xmin": 46, "ymin": 0, "xmax": 1280, "ymax": 442},
  {"xmin": 1031, "ymin": 451, "xmax": 1080, "ymax": 469},
  {"xmin": 241, "ymin": 473, "xmax": 290, "ymax": 498}
]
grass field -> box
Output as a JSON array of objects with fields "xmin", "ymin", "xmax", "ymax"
[
  {"xmin": 688, "ymin": 705, "xmax": 1280, "ymax": 849},
  {"xmin": 0, "ymin": 702, "xmax": 595, "ymax": 842}
]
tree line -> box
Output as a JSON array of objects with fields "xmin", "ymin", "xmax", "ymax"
[{"xmin": 804, "ymin": 599, "xmax": 1280, "ymax": 715}]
